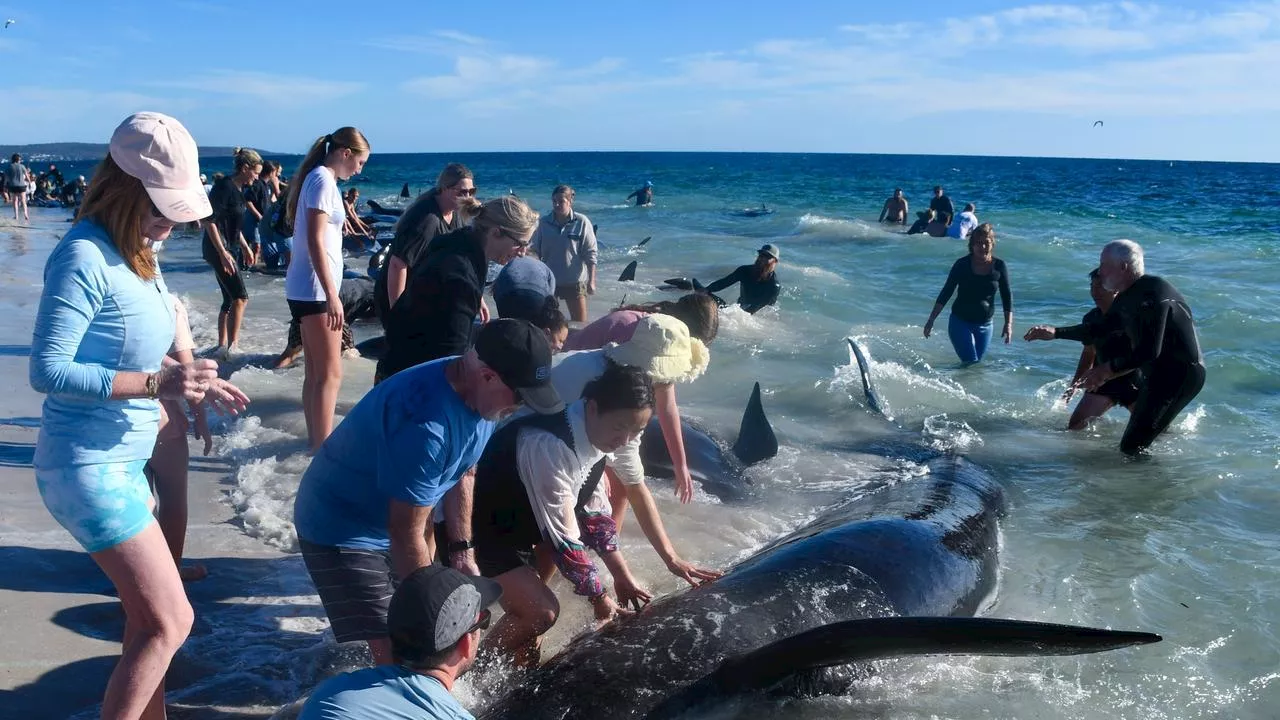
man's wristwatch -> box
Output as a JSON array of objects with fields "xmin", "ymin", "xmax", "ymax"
[{"xmin": 446, "ymin": 539, "xmax": 474, "ymax": 554}]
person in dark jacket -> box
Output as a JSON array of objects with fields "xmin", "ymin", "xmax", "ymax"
[
  {"xmin": 704, "ymin": 244, "xmax": 782, "ymax": 314},
  {"xmin": 923, "ymin": 223, "xmax": 1013, "ymax": 363},
  {"xmin": 377, "ymin": 196, "xmax": 540, "ymax": 383}
]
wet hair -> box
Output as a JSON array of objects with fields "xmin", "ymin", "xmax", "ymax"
[
  {"xmin": 583, "ymin": 362, "xmax": 655, "ymax": 414},
  {"xmin": 232, "ymin": 147, "xmax": 262, "ymax": 173},
  {"xmin": 618, "ymin": 293, "xmax": 719, "ymax": 345},
  {"xmin": 470, "ymin": 195, "xmax": 539, "ymax": 237},
  {"xmin": 75, "ymin": 154, "xmax": 159, "ymax": 281},
  {"xmin": 1102, "ymin": 239, "xmax": 1145, "ymax": 277},
  {"xmin": 933, "ymin": 185, "xmax": 943, "ymax": 193},
  {"xmin": 968, "ymin": 223, "xmax": 996, "ymax": 252},
  {"xmin": 532, "ymin": 296, "xmax": 568, "ymax": 335},
  {"xmin": 964, "ymin": 202, "xmax": 976, "ymax": 212},
  {"xmin": 552, "ymin": 184, "xmax": 574, "ymax": 199},
  {"xmin": 285, "ymin": 126, "xmax": 369, "ymax": 226}
]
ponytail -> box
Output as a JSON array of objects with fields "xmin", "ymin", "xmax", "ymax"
[{"xmin": 285, "ymin": 126, "xmax": 369, "ymax": 227}]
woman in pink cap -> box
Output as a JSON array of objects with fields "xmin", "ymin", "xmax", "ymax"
[
  {"xmin": 283, "ymin": 127, "xmax": 370, "ymax": 451},
  {"xmin": 29, "ymin": 112, "xmax": 249, "ymax": 719}
]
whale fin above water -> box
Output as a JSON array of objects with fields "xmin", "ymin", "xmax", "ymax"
[
  {"xmin": 636, "ymin": 236, "xmax": 653, "ymax": 248},
  {"xmin": 643, "ymin": 617, "xmax": 1161, "ymax": 719},
  {"xmin": 732, "ymin": 382, "xmax": 777, "ymax": 465},
  {"xmin": 399, "ymin": 182, "xmax": 410, "ymax": 198},
  {"xmin": 659, "ymin": 277, "xmax": 695, "ymax": 290},
  {"xmin": 619, "ymin": 261, "xmax": 637, "ymax": 282},
  {"xmin": 846, "ymin": 337, "xmax": 886, "ymax": 417}
]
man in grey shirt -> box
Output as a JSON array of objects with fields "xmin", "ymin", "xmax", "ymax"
[{"xmin": 530, "ymin": 184, "xmax": 597, "ymax": 322}]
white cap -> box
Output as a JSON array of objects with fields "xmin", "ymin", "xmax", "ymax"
[{"xmin": 109, "ymin": 112, "xmax": 212, "ymax": 223}]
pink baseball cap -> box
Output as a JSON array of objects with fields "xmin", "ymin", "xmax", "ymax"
[{"xmin": 108, "ymin": 112, "xmax": 212, "ymax": 223}]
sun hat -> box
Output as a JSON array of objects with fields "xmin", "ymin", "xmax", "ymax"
[
  {"xmin": 108, "ymin": 112, "xmax": 212, "ymax": 223},
  {"xmin": 605, "ymin": 314, "xmax": 709, "ymax": 385},
  {"xmin": 387, "ymin": 565, "xmax": 502, "ymax": 663}
]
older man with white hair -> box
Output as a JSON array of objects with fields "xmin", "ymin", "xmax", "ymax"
[{"xmin": 1079, "ymin": 239, "xmax": 1205, "ymax": 455}]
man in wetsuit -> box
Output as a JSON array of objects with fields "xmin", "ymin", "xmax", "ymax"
[
  {"xmin": 880, "ymin": 188, "xmax": 909, "ymax": 225},
  {"xmin": 626, "ymin": 181, "xmax": 654, "ymax": 206},
  {"xmin": 1023, "ymin": 268, "xmax": 1142, "ymax": 430},
  {"xmin": 930, "ymin": 186, "xmax": 955, "ymax": 226},
  {"xmin": 1079, "ymin": 239, "xmax": 1205, "ymax": 455},
  {"xmin": 705, "ymin": 244, "xmax": 781, "ymax": 314}
]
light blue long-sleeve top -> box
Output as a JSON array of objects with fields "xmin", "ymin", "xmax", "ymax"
[{"xmin": 30, "ymin": 220, "xmax": 175, "ymax": 468}]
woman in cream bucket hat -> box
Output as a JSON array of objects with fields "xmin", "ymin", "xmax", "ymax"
[
  {"xmin": 605, "ymin": 312, "xmax": 710, "ymax": 385},
  {"xmin": 30, "ymin": 111, "xmax": 248, "ymax": 719}
]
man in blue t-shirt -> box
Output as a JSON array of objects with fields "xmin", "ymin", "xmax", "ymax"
[
  {"xmin": 299, "ymin": 565, "xmax": 503, "ymax": 720},
  {"xmin": 293, "ymin": 319, "xmax": 562, "ymax": 665}
]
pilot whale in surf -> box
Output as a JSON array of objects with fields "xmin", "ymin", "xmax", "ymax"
[
  {"xmin": 476, "ymin": 453, "xmax": 1160, "ymax": 719},
  {"xmin": 639, "ymin": 382, "xmax": 777, "ymax": 502}
]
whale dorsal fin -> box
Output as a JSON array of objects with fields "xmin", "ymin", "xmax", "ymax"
[
  {"xmin": 732, "ymin": 382, "xmax": 777, "ymax": 465},
  {"xmin": 619, "ymin": 261, "xmax": 637, "ymax": 282},
  {"xmin": 643, "ymin": 617, "xmax": 1161, "ymax": 719}
]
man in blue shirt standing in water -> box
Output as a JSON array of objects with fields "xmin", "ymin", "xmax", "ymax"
[{"xmin": 293, "ymin": 319, "xmax": 562, "ymax": 666}]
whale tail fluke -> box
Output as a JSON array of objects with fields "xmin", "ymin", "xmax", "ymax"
[
  {"xmin": 846, "ymin": 337, "xmax": 886, "ymax": 417},
  {"xmin": 732, "ymin": 382, "xmax": 777, "ymax": 466},
  {"xmin": 619, "ymin": 261, "xmax": 637, "ymax": 282},
  {"xmin": 644, "ymin": 617, "xmax": 1161, "ymax": 719}
]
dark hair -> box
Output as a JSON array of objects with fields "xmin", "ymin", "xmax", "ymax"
[
  {"xmin": 552, "ymin": 184, "xmax": 574, "ymax": 199},
  {"xmin": 933, "ymin": 185, "xmax": 943, "ymax": 192},
  {"xmin": 583, "ymin": 362, "xmax": 655, "ymax": 414},
  {"xmin": 10, "ymin": 154, "xmax": 20, "ymax": 163},
  {"xmin": 968, "ymin": 223, "xmax": 996, "ymax": 253},
  {"xmin": 617, "ymin": 293, "xmax": 719, "ymax": 344},
  {"xmin": 964, "ymin": 202, "xmax": 976, "ymax": 212},
  {"xmin": 435, "ymin": 162, "xmax": 473, "ymax": 193},
  {"xmin": 533, "ymin": 296, "xmax": 568, "ymax": 334},
  {"xmin": 285, "ymin": 126, "xmax": 369, "ymax": 226},
  {"xmin": 1089, "ymin": 267, "xmax": 1101, "ymax": 280},
  {"xmin": 394, "ymin": 640, "xmax": 458, "ymax": 672}
]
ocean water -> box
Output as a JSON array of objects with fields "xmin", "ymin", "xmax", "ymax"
[{"xmin": 14, "ymin": 151, "xmax": 1280, "ymax": 718}]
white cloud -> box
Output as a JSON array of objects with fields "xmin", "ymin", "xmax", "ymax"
[{"xmin": 154, "ymin": 71, "xmax": 363, "ymax": 105}]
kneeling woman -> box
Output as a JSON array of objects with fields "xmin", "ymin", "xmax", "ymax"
[{"xmin": 468, "ymin": 363, "xmax": 655, "ymax": 665}]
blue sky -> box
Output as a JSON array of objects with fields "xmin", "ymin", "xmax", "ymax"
[{"xmin": 1, "ymin": 0, "xmax": 1278, "ymax": 161}]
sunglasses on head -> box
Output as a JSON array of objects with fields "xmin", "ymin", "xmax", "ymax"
[{"xmin": 467, "ymin": 608, "xmax": 492, "ymax": 634}]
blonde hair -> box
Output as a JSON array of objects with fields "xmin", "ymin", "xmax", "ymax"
[
  {"xmin": 75, "ymin": 155, "xmax": 158, "ymax": 281},
  {"xmin": 285, "ymin": 126, "xmax": 369, "ymax": 226},
  {"xmin": 968, "ymin": 223, "xmax": 995, "ymax": 252},
  {"xmin": 471, "ymin": 195, "xmax": 539, "ymax": 236},
  {"xmin": 232, "ymin": 147, "xmax": 263, "ymax": 173}
]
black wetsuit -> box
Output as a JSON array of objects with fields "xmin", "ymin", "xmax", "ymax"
[
  {"xmin": 1090, "ymin": 275, "xmax": 1205, "ymax": 454},
  {"xmin": 201, "ymin": 176, "xmax": 249, "ymax": 312},
  {"xmin": 907, "ymin": 216, "xmax": 930, "ymax": 235},
  {"xmin": 705, "ymin": 265, "xmax": 781, "ymax": 314},
  {"xmin": 1055, "ymin": 308, "xmax": 1142, "ymax": 408},
  {"xmin": 930, "ymin": 194, "xmax": 956, "ymax": 225},
  {"xmin": 627, "ymin": 187, "xmax": 653, "ymax": 206}
]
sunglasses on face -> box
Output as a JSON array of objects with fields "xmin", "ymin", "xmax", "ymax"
[
  {"xmin": 500, "ymin": 228, "xmax": 531, "ymax": 248},
  {"xmin": 453, "ymin": 186, "xmax": 477, "ymax": 197},
  {"xmin": 467, "ymin": 608, "xmax": 492, "ymax": 634}
]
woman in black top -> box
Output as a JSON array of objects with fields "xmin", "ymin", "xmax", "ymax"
[
  {"xmin": 202, "ymin": 147, "xmax": 260, "ymax": 357},
  {"xmin": 923, "ymin": 223, "xmax": 1013, "ymax": 364}
]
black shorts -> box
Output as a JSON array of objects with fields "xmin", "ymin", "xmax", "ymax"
[
  {"xmin": 1094, "ymin": 374, "xmax": 1141, "ymax": 408},
  {"xmin": 205, "ymin": 253, "xmax": 249, "ymax": 309},
  {"xmin": 288, "ymin": 299, "xmax": 328, "ymax": 321},
  {"xmin": 299, "ymin": 539, "xmax": 396, "ymax": 643},
  {"xmin": 554, "ymin": 282, "xmax": 586, "ymax": 301},
  {"xmin": 465, "ymin": 467, "xmax": 543, "ymax": 579},
  {"xmin": 7, "ymin": 185, "xmax": 27, "ymax": 195}
]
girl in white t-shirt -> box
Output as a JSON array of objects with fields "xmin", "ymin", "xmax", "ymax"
[{"xmin": 283, "ymin": 127, "xmax": 370, "ymax": 451}]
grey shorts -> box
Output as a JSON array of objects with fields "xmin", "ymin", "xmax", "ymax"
[
  {"xmin": 554, "ymin": 282, "xmax": 587, "ymax": 301},
  {"xmin": 299, "ymin": 539, "xmax": 396, "ymax": 643}
]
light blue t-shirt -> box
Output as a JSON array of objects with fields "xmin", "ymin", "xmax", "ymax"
[
  {"xmin": 492, "ymin": 256, "xmax": 555, "ymax": 301},
  {"xmin": 948, "ymin": 211, "xmax": 979, "ymax": 240},
  {"xmin": 31, "ymin": 220, "xmax": 175, "ymax": 469},
  {"xmin": 298, "ymin": 665, "xmax": 473, "ymax": 720},
  {"xmin": 293, "ymin": 357, "xmax": 497, "ymax": 550}
]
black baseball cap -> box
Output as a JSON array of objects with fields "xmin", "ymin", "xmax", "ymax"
[
  {"xmin": 388, "ymin": 565, "xmax": 503, "ymax": 662},
  {"xmin": 474, "ymin": 318, "xmax": 563, "ymax": 414}
]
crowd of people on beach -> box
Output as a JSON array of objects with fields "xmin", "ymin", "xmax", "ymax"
[
  {"xmin": 24, "ymin": 111, "xmax": 1206, "ymax": 720},
  {"xmin": 4, "ymin": 153, "xmax": 88, "ymax": 221}
]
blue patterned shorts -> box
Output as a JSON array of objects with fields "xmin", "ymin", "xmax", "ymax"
[{"xmin": 36, "ymin": 460, "xmax": 155, "ymax": 553}]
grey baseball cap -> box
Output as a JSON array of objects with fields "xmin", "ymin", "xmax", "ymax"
[
  {"xmin": 387, "ymin": 565, "xmax": 503, "ymax": 661},
  {"xmin": 758, "ymin": 244, "xmax": 780, "ymax": 261}
]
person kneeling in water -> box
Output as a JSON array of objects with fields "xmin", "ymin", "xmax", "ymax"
[
  {"xmin": 1024, "ymin": 268, "xmax": 1142, "ymax": 429},
  {"xmin": 465, "ymin": 363, "xmax": 656, "ymax": 666}
]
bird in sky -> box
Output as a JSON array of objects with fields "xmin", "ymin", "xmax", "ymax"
[
  {"xmin": 4, "ymin": 19, "xmax": 15, "ymax": 29},
  {"xmin": 1093, "ymin": 120, "xmax": 1104, "ymax": 128}
]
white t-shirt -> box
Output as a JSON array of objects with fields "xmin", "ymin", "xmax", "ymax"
[
  {"xmin": 948, "ymin": 211, "xmax": 979, "ymax": 240},
  {"xmin": 285, "ymin": 166, "xmax": 345, "ymax": 301}
]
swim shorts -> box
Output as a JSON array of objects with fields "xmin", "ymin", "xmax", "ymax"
[
  {"xmin": 554, "ymin": 282, "xmax": 587, "ymax": 301},
  {"xmin": 36, "ymin": 459, "xmax": 154, "ymax": 553},
  {"xmin": 299, "ymin": 538, "xmax": 396, "ymax": 643}
]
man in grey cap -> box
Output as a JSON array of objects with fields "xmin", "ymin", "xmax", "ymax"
[
  {"xmin": 704, "ymin": 244, "xmax": 782, "ymax": 314},
  {"xmin": 299, "ymin": 565, "xmax": 502, "ymax": 720}
]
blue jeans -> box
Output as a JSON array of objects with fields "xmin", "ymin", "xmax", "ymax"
[{"xmin": 948, "ymin": 313, "xmax": 992, "ymax": 364}]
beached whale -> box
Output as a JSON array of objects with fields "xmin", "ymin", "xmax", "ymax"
[
  {"xmin": 366, "ymin": 199, "xmax": 403, "ymax": 217},
  {"xmin": 639, "ymin": 382, "xmax": 777, "ymax": 502},
  {"xmin": 477, "ymin": 454, "xmax": 1160, "ymax": 719}
]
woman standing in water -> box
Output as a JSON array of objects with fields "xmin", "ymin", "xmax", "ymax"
[
  {"xmin": 202, "ymin": 147, "xmax": 261, "ymax": 357},
  {"xmin": 284, "ymin": 127, "xmax": 370, "ymax": 451},
  {"xmin": 29, "ymin": 112, "xmax": 248, "ymax": 719},
  {"xmin": 924, "ymin": 223, "xmax": 1013, "ymax": 364}
]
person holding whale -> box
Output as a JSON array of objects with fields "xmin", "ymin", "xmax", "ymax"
[
  {"xmin": 462, "ymin": 362, "xmax": 657, "ymax": 667},
  {"xmin": 704, "ymin": 244, "xmax": 782, "ymax": 314}
]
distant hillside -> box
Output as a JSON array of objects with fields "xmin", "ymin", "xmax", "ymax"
[{"xmin": 0, "ymin": 143, "xmax": 282, "ymax": 162}]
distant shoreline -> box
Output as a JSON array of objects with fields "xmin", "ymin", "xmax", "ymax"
[{"xmin": 0, "ymin": 143, "xmax": 283, "ymax": 163}]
